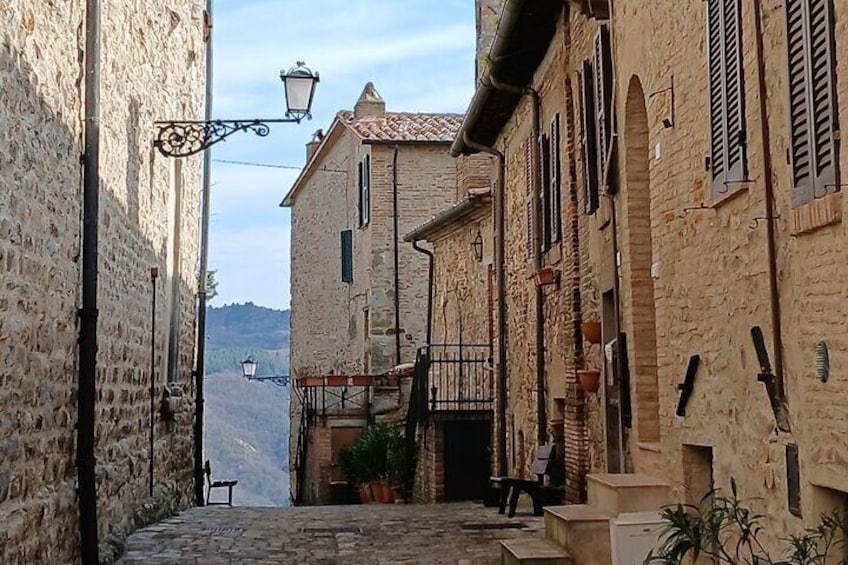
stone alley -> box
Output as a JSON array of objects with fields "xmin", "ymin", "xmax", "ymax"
[{"xmin": 117, "ymin": 502, "xmax": 543, "ymax": 564}]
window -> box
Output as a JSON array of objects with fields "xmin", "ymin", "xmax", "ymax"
[
  {"xmin": 707, "ymin": 0, "xmax": 747, "ymax": 198},
  {"xmin": 579, "ymin": 60, "xmax": 600, "ymax": 214},
  {"xmin": 593, "ymin": 24, "xmax": 613, "ymax": 189},
  {"xmin": 540, "ymin": 133, "xmax": 551, "ymax": 251},
  {"xmin": 340, "ymin": 230, "xmax": 353, "ymax": 283},
  {"xmin": 549, "ymin": 114, "xmax": 562, "ymax": 244},
  {"xmin": 785, "ymin": 0, "xmax": 839, "ymax": 207},
  {"xmin": 358, "ymin": 154, "xmax": 370, "ymax": 226}
]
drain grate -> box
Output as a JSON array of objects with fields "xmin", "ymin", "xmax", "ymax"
[
  {"xmin": 301, "ymin": 526, "xmax": 363, "ymax": 535},
  {"xmin": 460, "ymin": 523, "xmax": 527, "ymax": 531},
  {"xmin": 206, "ymin": 527, "xmax": 245, "ymax": 535}
]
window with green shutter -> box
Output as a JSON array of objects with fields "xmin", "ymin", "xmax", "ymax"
[
  {"xmin": 340, "ymin": 230, "xmax": 353, "ymax": 283},
  {"xmin": 785, "ymin": 0, "xmax": 839, "ymax": 207},
  {"xmin": 707, "ymin": 0, "xmax": 747, "ymax": 198}
]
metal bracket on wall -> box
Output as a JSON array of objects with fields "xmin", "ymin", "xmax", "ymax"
[
  {"xmin": 675, "ymin": 355, "xmax": 701, "ymax": 417},
  {"xmin": 751, "ymin": 326, "xmax": 791, "ymax": 433}
]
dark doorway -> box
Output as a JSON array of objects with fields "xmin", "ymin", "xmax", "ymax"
[{"xmin": 443, "ymin": 419, "xmax": 492, "ymax": 501}]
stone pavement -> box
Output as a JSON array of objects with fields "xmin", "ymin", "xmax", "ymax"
[{"xmin": 117, "ymin": 501, "xmax": 544, "ymax": 564}]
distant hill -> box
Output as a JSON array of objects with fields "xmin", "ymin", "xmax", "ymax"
[{"xmin": 204, "ymin": 303, "xmax": 291, "ymax": 507}]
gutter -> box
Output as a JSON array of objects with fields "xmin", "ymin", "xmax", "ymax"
[
  {"xmin": 392, "ymin": 146, "xmax": 402, "ymax": 366},
  {"xmin": 450, "ymin": 0, "xmax": 527, "ymax": 157},
  {"xmin": 403, "ymin": 192, "xmax": 492, "ymax": 243},
  {"xmin": 78, "ymin": 0, "xmax": 101, "ymax": 560}
]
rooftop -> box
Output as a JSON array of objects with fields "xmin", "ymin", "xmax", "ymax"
[{"xmin": 339, "ymin": 110, "xmax": 464, "ymax": 144}]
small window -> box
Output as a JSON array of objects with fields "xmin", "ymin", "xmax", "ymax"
[
  {"xmin": 784, "ymin": 0, "xmax": 839, "ymax": 207},
  {"xmin": 707, "ymin": 0, "xmax": 747, "ymax": 198},
  {"xmin": 550, "ymin": 114, "xmax": 562, "ymax": 244},
  {"xmin": 340, "ymin": 230, "xmax": 353, "ymax": 283},
  {"xmin": 358, "ymin": 154, "xmax": 370, "ymax": 227},
  {"xmin": 540, "ymin": 133, "xmax": 551, "ymax": 252},
  {"xmin": 579, "ymin": 61, "xmax": 600, "ymax": 214},
  {"xmin": 593, "ymin": 24, "xmax": 613, "ymax": 188}
]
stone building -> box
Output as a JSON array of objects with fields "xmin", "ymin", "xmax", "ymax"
[
  {"xmin": 448, "ymin": 0, "xmax": 848, "ymax": 560},
  {"xmin": 1, "ymin": 1, "xmax": 205, "ymax": 562},
  {"xmin": 283, "ymin": 84, "xmax": 465, "ymax": 504}
]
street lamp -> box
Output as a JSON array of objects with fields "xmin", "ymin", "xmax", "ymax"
[
  {"xmin": 471, "ymin": 231, "xmax": 484, "ymax": 263},
  {"xmin": 154, "ymin": 61, "xmax": 319, "ymax": 157},
  {"xmin": 240, "ymin": 356, "xmax": 290, "ymax": 387}
]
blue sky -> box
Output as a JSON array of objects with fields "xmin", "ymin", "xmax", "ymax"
[{"xmin": 208, "ymin": 0, "xmax": 477, "ymax": 310}]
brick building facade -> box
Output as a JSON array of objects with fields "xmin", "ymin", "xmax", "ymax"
[
  {"xmin": 447, "ymin": 0, "xmax": 848, "ymax": 557},
  {"xmin": 1, "ymin": 1, "xmax": 205, "ymax": 562}
]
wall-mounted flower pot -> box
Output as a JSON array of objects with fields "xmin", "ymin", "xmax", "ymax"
[
  {"xmin": 534, "ymin": 267, "xmax": 561, "ymax": 287},
  {"xmin": 577, "ymin": 369, "xmax": 601, "ymax": 394},
  {"xmin": 580, "ymin": 322, "xmax": 602, "ymax": 344}
]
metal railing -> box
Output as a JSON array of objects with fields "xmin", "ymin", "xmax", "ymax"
[{"xmin": 419, "ymin": 344, "xmax": 494, "ymax": 414}]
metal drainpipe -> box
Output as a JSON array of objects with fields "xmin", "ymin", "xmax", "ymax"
[
  {"xmin": 193, "ymin": 0, "xmax": 214, "ymax": 507},
  {"xmin": 528, "ymin": 88, "xmax": 546, "ymax": 448},
  {"xmin": 79, "ymin": 0, "xmax": 101, "ymax": 561},
  {"xmin": 462, "ymin": 132, "xmax": 507, "ymax": 477},
  {"xmin": 149, "ymin": 268, "xmax": 158, "ymax": 497},
  {"xmin": 753, "ymin": 0, "xmax": 785, "ymax": 400},
  {"xmin": 392, "ymin": 146, "xmax": 402, "ymax": 366},
  {"xmin": 410, "ymin": 241, "xmax": 434, "ymax": 346}
]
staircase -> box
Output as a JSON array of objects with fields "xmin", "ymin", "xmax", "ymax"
[{"xmin": 500, "ymin": 473, "xmax": 672, "ymax": 565}]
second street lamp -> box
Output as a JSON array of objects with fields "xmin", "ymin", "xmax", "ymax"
[
  {"xmin": 241, "ymin": 356, "xmax": 290, "ymax": 387},
  {"xmin": 154, "ymin": 61, "xmax": 319, "ymax": 157}
]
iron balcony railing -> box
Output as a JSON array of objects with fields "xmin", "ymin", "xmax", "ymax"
[{"xmin": 416, "ymin": 344, "xmax": 494, "ymax": 414}]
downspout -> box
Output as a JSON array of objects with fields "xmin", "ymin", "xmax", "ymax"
[
  {"xmin": 149, "ymin": 268, "xmax": 158, "ymax": 497},
  {"xmin": 753, "ymin": 0, "xmax": 785, "ymax": 399},
  {"xmin": 193, "ymin": 0, "xmax": 214, "ymax": 507},
  {"xmin": 392, "ymin": 146, "xmax": 402, "ymax": 366},
  {"xmin": 462, "ymin": 133, "xmax": 507, "ymax": 477},
  {"xmin": 411, "ymin": 240, "xmax": 434, "ymax": 346},
  {"xmin": 78, "ymin": 0, "xmax": 101, "ymax": 561}
]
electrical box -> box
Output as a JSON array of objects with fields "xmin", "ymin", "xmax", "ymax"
[{"xmin": 609, "ymin": 512, "xmax": 667, "ymax": 565}]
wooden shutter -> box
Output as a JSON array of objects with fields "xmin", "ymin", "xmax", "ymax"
[
  {"xmin": 550, "ymin": 114, "xmax": 562, "ymax": 243},
  {"xmin": 579, "ymin": 62, "xmax": 600, "ymax": 214},
  {"xmin": 525, "ymin": 138, "xmax": 534, "ymax": 259},
  {"xmin": 360, "ymin": 155, "xmax": 371, "ymax": 225},
  {"xmin": 707, "ymin": 0, "xmax": 747, "ymax": 197},
  {"xmin": 593, "ymin": 24, "xmax": 613, "ymax": 187},
  {"xmin": 785, "ymin": 0, "xmax": 838, "ymax": 207},
  {"xmin": 540, "ymin": 134, "xmax": 551, "ymax": 252},
  {"xmin": 340, "ymin": 230, "xmax": 353, "ymax": 282}
]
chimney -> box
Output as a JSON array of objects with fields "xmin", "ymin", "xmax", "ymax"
[
  {"xmin": 306, "ymin": 129, "xmax": 324, "ymax": 162},
  {"xmin": 476, "ymin": 0, "xmax": 506, "ymax": 81},
  {"xmin": 353, "ymin": 82, "xmax": 385, "ymax": 119}
]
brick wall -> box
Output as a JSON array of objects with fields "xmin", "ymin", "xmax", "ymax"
[{"xmin": 0, "ymin": 1, "xmax": 205, "ymax": 561}]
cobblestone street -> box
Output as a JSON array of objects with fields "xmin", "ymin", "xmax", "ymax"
[{"xmin": 118, "ymin": 501, "xmax": 543, "ymax": 564}]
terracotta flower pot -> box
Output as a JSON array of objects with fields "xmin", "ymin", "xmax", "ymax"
[
  {"xmin": 391, "ymin": 485, "xmax": 404, "ymax": 503},
  {"xmin": 376, "ymin": 480, "xmax": 395, "ymax": 503},
  {"xmin": 358, "ymin": 483, "xmax": 374, "ymax": 504},
  {"xmin": 580, "ymin": 322, "xmax": 602, "ymax": 344},
  {"xmin": 577, "ymin": 369, "xmax": 601, "ymax": 394}
]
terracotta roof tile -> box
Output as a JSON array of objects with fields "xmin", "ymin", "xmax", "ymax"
[{"xmin": 338, "ymin": 111, "xmax": 464, "ymax": 143}]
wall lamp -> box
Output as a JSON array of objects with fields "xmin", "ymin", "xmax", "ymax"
[
  {"xmin": 471, "ymin": 231, "xmax": 484, "ymax": 262},
  {"xmin": 241, "ymin": 356, "xmax": 290, "ymax": 387},
  {"xmin": 154, "ymin": 61, "xmax": 319, "ymax": 157}
]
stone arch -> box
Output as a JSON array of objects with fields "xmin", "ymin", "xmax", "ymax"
[{"xmin": 622, "ymin": 76, "xmax": 660, "ymax": 443}]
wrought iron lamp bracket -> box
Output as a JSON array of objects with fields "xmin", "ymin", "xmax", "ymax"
[
  {"xmin": 154, "ymin": 118, "xmax": 303, "ymax": 158},
  {"xmin": 246, "ymin": 375, "xmax": 291, "ymax": 387}
]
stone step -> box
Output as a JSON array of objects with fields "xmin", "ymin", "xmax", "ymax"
[
  {"xmin": 500, "ymin": 538, "xmax": 572, "ymax": 565},
  {"xmin": 586, "ymin": 474, "xmax": 672, "ymax": 517},
  {"xmin": 544, "ymin": 505, "xmax": 612, "ymax": 565}
]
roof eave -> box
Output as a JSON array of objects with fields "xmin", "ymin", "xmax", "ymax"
[{"xmin": 403, "ymin": 193, "xmax": 492, "ymax": 242}]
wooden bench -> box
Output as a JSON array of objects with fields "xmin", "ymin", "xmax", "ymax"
[
  {"xmin": 205, "ymin": 460, "xmax": 238, "ymax": 506},
  {"xmin": 490, "ymin": 445, "xmax": 563, "ymax": 518}
]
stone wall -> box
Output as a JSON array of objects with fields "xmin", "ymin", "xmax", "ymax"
[
  {"xmin": 0, "ymin": 1, "xmax": 205, "ymax": 561},
  {"xmin": 605, "ymin": 0, "xmax": 848, "ymax": 545}
]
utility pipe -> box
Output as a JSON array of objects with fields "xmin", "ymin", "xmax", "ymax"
[
  {"xmin": 462, "ymin": 132, "xmax": 507, "ymax": 477},
  {"xmin": 78, "ymin": 0, "xmax": 101, "ymax": 561},
  {"xmin": 752, "ymin": 0, "xmax": 785, "ymax": 400},
  {"xmin": 392, "ymin": 146, "xmax": 402, "ymax": 366},
  {"xmin": 193, "ymin": 0, "xmax": 214, "ymax": 507},
  {"xmin": 410, "ymin": 240, "xmax": 434, "ymax": 346},
  {"xmin": 149, "ymin": 268, "xmax": 158, "ymax": 497}
]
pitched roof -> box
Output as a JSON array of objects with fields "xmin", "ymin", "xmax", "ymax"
[
  {"xmin": 404, "ymin": 190, "xmax": 492, "ymax": 242},
  {"xmin": 339, "ymin": 111, "xmax": 464, "ymax": 144}
]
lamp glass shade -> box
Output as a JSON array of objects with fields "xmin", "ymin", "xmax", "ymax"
[
  {"xmin": 281, "ymin": 62, "xmax": 319, "ymax": 120},
  {"xmin": 241, "ymin": 357, "xmax": 258, "ymax": 379},
  {"xmin": 471, "ymin": 232, "xmax": 484, "ymax": 262}
]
